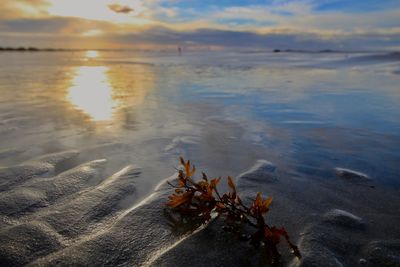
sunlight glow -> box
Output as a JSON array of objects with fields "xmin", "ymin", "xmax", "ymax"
[
  {"xmin": 82, "ymin": 30, "xmax": 104, "ymax": 37},
  {"xmin": 67, "ymin": 66, "xmax": 115, "ymax": 121}
]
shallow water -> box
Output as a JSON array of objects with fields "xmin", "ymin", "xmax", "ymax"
[
  {"xmin": 1, "ymin": 51, "xmax": 399, "ymax": 187},
  {"xmin": 0, "ymin": 50, "xmax": 399, "ymax": 265}
]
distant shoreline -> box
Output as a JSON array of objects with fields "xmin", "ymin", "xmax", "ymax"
[
  {"xmin": 0, "ymin": 47, "xmax": 116, "ymax": 52},
  {"xmin": 0, "ymin": 46, "xmax": 397, "ymax": 54}
]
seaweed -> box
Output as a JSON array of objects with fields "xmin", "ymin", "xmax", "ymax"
[{"xmin": 166, "ymin": 157, "xmax": 301, "ymax": 264}]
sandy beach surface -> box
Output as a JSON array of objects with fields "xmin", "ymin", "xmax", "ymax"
[{"xmin": 0, "ymin": 51, "xmax": 399, "ymax": 266}]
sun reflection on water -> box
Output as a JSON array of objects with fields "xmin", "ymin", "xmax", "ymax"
[
  {"xmin": 67, "ymin": 66, "xmax": 115, "ymax": 121},
  {"xmin": 65, "ymin": 55, "xmax": 156, "ymax": 128}
]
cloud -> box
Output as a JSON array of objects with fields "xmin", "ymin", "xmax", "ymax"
[
  {"xmin": 108, "ymin": 4, "xmax": 134, "ymax": 14},
  {"xmin": 0, "ymin": 18, "xmax": 71, "ymax": 33},
  {"xmin": 206, "ymin": 3, "xmax": 400, "ymax": 34},
  {"xmin": 0, "ymin": 17, "xmax": 116, "ymax": 36},
  {"xmin": 0, "ymin": 0, "xmax": 400, "ymax": 50},
  {"xmin": 0, "ymin": 0, "xmax": 49, "ymax": 19},
  {"xmin": 107, "ymin": 26, "xmax": 400, "ymax": 51},
  {"xmin": 1, "ymin": 16, "xmax": 400, "ymax": 51}
]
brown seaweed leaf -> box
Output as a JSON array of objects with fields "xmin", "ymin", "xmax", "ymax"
[
  {"xmin": 166, "ymin": 157, "xmax": 301, "ymax": 264},
  {"xmin": 166, "ymin": 192, "xmax": 194, "ymax": 208},
  {"xmin": 251, "ymin": 192, "xmax": 273, "ymax": 216}
]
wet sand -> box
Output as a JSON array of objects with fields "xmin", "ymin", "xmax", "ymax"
[{"xmin": 0, "ymin": 51, "xmax": 399, "ymax": 266}]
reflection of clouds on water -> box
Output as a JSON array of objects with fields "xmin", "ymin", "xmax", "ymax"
[{"xmin": 106, "ymin": 64, "xmax": 156, "ymax": 130}]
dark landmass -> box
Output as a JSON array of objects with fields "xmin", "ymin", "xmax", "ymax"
[
  {"xmin": 0, "ymin": 47, "xmax": 121, "ymax": 52},
  {"xmin": 0, "ymin": 47, "xmax": 70, "ymax": 52},
  {"xmin": 1, "ymin": 46, "xmax": 398, "ymax": 54},
  {"xmin": 236, "ymin": 49, "xmax": 391, "ymax": 54}
]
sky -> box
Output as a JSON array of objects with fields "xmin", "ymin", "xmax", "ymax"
[{"xmin": 0, "ymin": 0, "xmax": 400, "ymax": 51}]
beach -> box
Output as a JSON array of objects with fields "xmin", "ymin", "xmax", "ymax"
[{"xmin": 0, "ymin": 50, "xmax": 399, "ymax": 266}]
